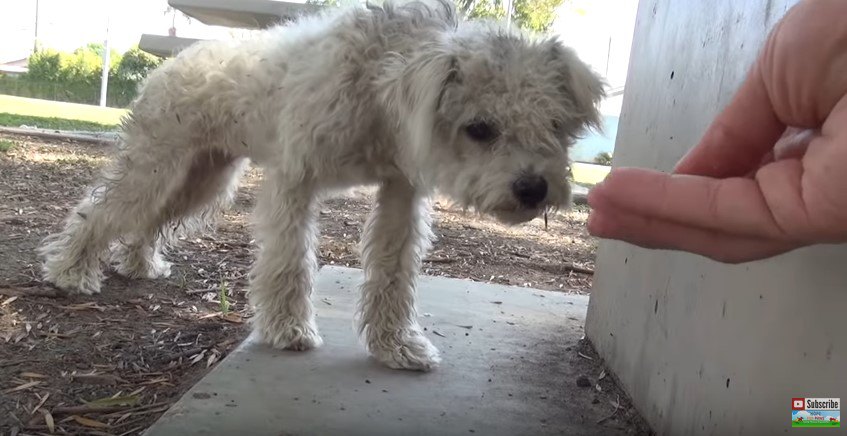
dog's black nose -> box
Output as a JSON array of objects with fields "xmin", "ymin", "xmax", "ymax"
[{"xmin": 512, "ymin": 175, "xmax": 548, "ymax": 208}]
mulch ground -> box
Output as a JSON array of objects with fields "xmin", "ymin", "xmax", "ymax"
[{"xmin": 0, "ymin": 132, "xmax": 649, "ymax": 435}]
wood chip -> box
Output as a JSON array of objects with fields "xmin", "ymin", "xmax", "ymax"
[
  {"xmin": 432, "ymin": 330, "xmax": 446, "ymax": 338},
  {"xmin": 20, "ymin": 372, "xmax": 48, "ymax": 379},
  {"xmin": 1, "ymin": 296, "xmax": 18, "ymax": 306},
  {"xmin": 577, "ymin": 352, "xmax": 593, "ymax": 360}
]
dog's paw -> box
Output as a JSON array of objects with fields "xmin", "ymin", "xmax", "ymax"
[
  {"xmin": 367, "ymin": 328, "xmax": 441, "ymax": 372},
  {"xmin": 112, "ymin": 255, "xmax": 172, "ymax": 280},
  {"xmin": 253, "ymin": 313, "xmax": 323, "ymax": 351},
  {"xmin": 43, "ymin": 264, "xmax": 103, "ymax": 296},
  {"xmin": 110, "ymin": 244, "xmax": 172, "ymax": 279}
]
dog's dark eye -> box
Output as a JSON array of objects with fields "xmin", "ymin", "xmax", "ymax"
[
  {"xmin": 552, "ymin": 119, "xmax": 562, "ymax": 131},
  {"xmin": 464, "ymin": 121, "xmax": 499, "ymax": 143}
]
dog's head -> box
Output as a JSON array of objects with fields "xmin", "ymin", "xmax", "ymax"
[{"xmin": 381, "ymin": 16, "xmax": 605, "ymax": 224}]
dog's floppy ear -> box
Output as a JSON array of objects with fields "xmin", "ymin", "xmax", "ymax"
[
  {"xmin": 378, "ymin": 43, "xmax": 459, "ymax": 163},
  {"xmin": 545, "ymin": 39, "xmax": 606, "ymax": 133}
]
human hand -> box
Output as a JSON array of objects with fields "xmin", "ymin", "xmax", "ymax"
[{"xmin": 586, "ymin": 0, "xmax": 847, "ymax": 263}]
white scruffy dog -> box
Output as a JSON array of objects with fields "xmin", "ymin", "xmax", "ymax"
[{"xmin": 39, "ymin": 0, "xmax": 604, "ymax": 371}]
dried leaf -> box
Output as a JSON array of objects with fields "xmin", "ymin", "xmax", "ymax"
[
  {"xmin": 4, "ymin": 380, "xmax": 41, "ymax": 393},
  {"xmin": 87, "ymin": 395, "xmax": 140, "ymax": 407},
  {"xmin": 20, "ymin": 372, "xmax": 48, "ymax": 379},
  {"xmin": 598, "ymin": 370, "xmax": 606, "ymax": 381},
  {"xmin": 189, "ymin": 350, "xmax": 207, "ymax": 365},
  {"xmin": 432, "ymin": 330, "xmax": 446, "ymax": 338},
  {"xmin": 71, "ymin": 415, "xmax": 109, "ymax": 428},
  {"xmin": 41, "ymin": 409, "xmax": 55, "ymax": 433},
  {"xmin": 577, "ymin": 352, "xmax": 593, "ymax": 360},
  {"xmin": 206, "ymin": 353, "xmax": 219, "ymax": 368},
  {"xmin": 32, "ymin": 392, "xmax": 50, "ymax": 416},
  {"xmin": 1, "ymin": 296, "xmax": 18, "ymax": 306},
  {"xmin": 221, "ymin": 312, "xmax": 243, "ymax": 324}
]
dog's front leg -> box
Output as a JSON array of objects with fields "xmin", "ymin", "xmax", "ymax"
[
  {"xmin": 358, "ymin": 179, "xmax": 440, "ymax": 371},
  {"xmin": 249, "ymin": 170, "xmax": 322, "ymax": 351}
]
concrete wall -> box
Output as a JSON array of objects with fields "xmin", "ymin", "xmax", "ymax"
[{"xmin": 585, "ymin": 0, "xmax": 847, "ymax": 435}]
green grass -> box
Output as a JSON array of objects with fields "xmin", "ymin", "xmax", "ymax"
[
  {"xmin": 572, "ymin": 161, "xmax": 611, "ymax": 186},
  {"xmin": 0, "ymin": 95, "xmax": 126, "ymax": 124},
  {"xmin": 0, "ymin": 94, "xmax": 125, "ymax": 131},
  {"xmin": 792, "ymin": 421, "xmax": 840, "ymax": 427},
  {"xmin": 0, "ymin": 139, "xmax": 16, "ymax": 153},
  {"xmin": 0, "ymin": 112, "xmax": 119, "ymax": 131},
  {"xmin": 219, "ymin": 282, "xmax": 230, "ymax": 315}
]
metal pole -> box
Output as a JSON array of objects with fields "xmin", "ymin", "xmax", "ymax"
[
  {"xmin": 33, "ymin": 0, "xmax": 39, "ymax": 52},
  {"xmin": 99, "ymin": 13, "xmax": 110, "ymax": 107}
]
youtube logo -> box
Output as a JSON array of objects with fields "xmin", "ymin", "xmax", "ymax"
[{"xmin": 793, "ymin": 398, "xmax": 806, "ymax": 410}]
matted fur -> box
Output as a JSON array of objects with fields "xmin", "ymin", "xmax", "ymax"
[{"xmin": 38, "ymin": 0, "xmax": 604, "ymax": 371}]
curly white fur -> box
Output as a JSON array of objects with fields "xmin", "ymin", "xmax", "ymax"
[{"xmin": 38, "ymin": 0, "xmax": 604, "ymax": 371}]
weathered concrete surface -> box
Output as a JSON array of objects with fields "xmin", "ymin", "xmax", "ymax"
[
  {"xmin": 168, "ymin": 0, "xmax": 321, "ymax": 29},
  {"xmin": 139, "ymin": 34, "xmax": 203, "ymax": 58},
  {"xmin": 146, "ymin": 266, "xmax": 636, "ymax": 436},
  {"xmin": 586, "ymin": 1, "xmax": 847, "ymax": 435}
]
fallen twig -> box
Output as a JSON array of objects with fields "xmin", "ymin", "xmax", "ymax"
[
  {"xmin": 424, "ymin": 257, "xmax": 456, "ymax": 264},
  {"xmin": 0, "ymin": 359, "xmax": 28, "ymax": 368},
  {"xmin": 100, "ymin": 401, "xmax": 171, "ymax": 418},
  {"xmin": 596, "ymin": 395, "xmax": 622, "ymax": 424},
  {"xmin": 51, "ymin": 404, "xmax": 130, "ymax": 415},
  {"xmin": 563, "ymin": 263, "xmax": 595, "ymax": 275},
  {"xmin": 0, "ymin": 287, "xmax": 62, "ymax": 298},
  {"xmin": 153, "ymin": 347, "xmax": 205, "ymax": 365}
]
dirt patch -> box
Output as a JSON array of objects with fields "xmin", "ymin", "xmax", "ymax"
[{"xmin": 0, "ymin": 133, "xmax": 618, "ymax": 435}]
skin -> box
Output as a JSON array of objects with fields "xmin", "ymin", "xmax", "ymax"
[{"xmin": 586, "ymin": 0, "xmax": 847, "ymax": 264}]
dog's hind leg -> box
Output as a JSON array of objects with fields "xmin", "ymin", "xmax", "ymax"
[
  {"xmin": 39, "ymin": 134, "xmax": 196, "ymax": 295},
  {"xmin": 249, "ymin": 169, "xmax": 323, "ymax": 351},
  {"xmin": 110, "ymin": 152, "xmax": 248, "ymax": 280},
  {"xmin": 357, "ymin": 179, "xmax": 440, "ymax": 371}
]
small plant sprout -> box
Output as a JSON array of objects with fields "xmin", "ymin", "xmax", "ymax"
[{"xmin": 219, "ymin": 281, "xmax": 230, "ymax": 315}]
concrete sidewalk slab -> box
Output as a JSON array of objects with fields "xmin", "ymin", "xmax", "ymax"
[{"xmin": 146, "ymin": 266, "xmax": 626, "ymax": 436}]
